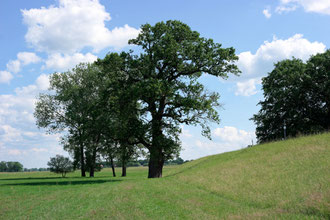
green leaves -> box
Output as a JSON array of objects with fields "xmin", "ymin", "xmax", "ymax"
[
  {"xmin": 128, "ymin": 20, "xmax": 240, "ymax": 176},
  {"xmin": 252, "ymin": 50, "xmax": 330, "ymax": 143},
  {"xmin": 130, "ymin": 20, "xmax": 237, "ymax": 139},
  {"xmin": 35, "ymin": 20, "xmax": 240, "ymax": 178},
  {"xmin": 47, "ymin": 155, "xmax": 73, "ymax": 177}
]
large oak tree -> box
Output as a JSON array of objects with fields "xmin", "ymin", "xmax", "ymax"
[{"xmin": 127, "ymin": 20, "xmax": 240, "ymax": 178}]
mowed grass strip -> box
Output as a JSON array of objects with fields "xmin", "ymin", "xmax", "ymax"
[{"xmin": 0, "ymin": 133, "xmax": 329, "ymax": 219}]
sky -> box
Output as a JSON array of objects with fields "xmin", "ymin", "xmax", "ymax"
[{"xmin": 0, "ymin": 0, "xmax": 329, "ymax": 168}]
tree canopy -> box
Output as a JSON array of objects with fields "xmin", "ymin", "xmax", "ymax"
[
  {"xmin": 124, "ymin": 20, "xmax": 240, "ymax": 177},
  {"xmin": 252, "ymin": 50, "xmax": 330, "ymax": 143},
  {"xmin": 35, "ymin": 20, "xmax": 240, "ymax": 178}
]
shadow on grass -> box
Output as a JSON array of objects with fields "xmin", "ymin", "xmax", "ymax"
[
  {"xmin": 0, "ymin": 177, "xmax": 65, "ymax": 181},
  {"xmin": 0, "ymin": 176, "xmax": 109, "ymax": 181},
  {"xmin": 2, "ymin": 179, "xmax": 121, "ymax": 186}
]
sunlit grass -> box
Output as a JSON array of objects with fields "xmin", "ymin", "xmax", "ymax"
[{"xmin": 0, "ymin": 133, "xmax": 329, "ymax": 219}]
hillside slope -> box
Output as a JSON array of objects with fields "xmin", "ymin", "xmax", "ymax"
[
  {"xmin": 164, "ymin": 133, "xmax": 330, "ymax": 219},
  {"xmin": 0, "ymin": 133, "xmax": 329, "ymax": 219}
]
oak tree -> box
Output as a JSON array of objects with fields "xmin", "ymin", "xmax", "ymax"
[
  {"xmin": 128, "ymin": 20, "xmax": 240, "ymax": 178},
  {"xmin": 252, "ymin": 50, "xmax": 330, "ymax": 143}
]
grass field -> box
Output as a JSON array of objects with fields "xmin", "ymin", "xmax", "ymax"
[{"xmin": 0, "ymin": 133, "xmax": 329, "ymax": 219}]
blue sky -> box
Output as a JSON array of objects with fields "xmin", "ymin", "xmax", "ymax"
[{"xmin": 1, "ymin": 0, "xmax": 329, "ymax": 168}]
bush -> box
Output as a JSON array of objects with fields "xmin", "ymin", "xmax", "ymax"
[{"xmin": 47, "ymin": 155, "xmax": 73, "ymax": 177}]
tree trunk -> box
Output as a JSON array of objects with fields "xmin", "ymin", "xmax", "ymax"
[
  {"xmin": 148, "ymin": 148, "xmax": 164, "ymax": 178},
  {"xmin": 89, "ymin": 168, "xmax": 94, "ymax": 177},
  {"xmin": 110, "ymin": 155, "xmax": 116, "ymax": 177},
  {"xmin": 326, "ymin": 103, "xmax": 330, "ymax": 130},
  {"xmin": 121, "ymin": 160, "xmax": 126, "ymax": 177},
  {"xmin": 148, "ymin": 117, "xmax": 165, "ymax": 178},
  {"xmin": 80, "ymin": 145, "xmax": 86, "ymax": 177},
  {"xmin": 89, "ymin": 148, "xmax": 97, "ymax": 177}
]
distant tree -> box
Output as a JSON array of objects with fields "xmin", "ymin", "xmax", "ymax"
[
  {"xmin": 0, "ymin": 161, "xmax": 6, "ymax": 172},
  {"xmin": 38, "ymin": 168, "xmax": 48, "ymax": 172},
  {"xmin": 0, "ymin": 161, "xmax": 23, "ymax": 172},
  {"xmin": 7, "ymin": 162, "xmax": 23, "ymax": 172},
  {"xmin": 47, "ymin": 155, "xmax": 73, "ymax": 177},
  {"xmin": 252, "ymin": 50, "xmax": 330, "ymax": 143}
]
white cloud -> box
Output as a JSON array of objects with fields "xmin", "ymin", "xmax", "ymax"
[
  {"xmin": 235, "ymin": 34, "xmax": 326, "ymax": 96},
  {"xmin": 44, "ymin": 52, "xmax": 97, "ymax": 71},
  {"xmin": 17, "ymin": 52, "xmax": 41, "ymax": 65},
  {"xmin": 6, "ymin": 60, "xmax": 21, "ymax": 73},
  {"xmin": 23, "ymin": 131, "xmax": 38, "ymax": 138},
  {"xmin": 0, "ymin": 74, "xmax": 53, "ymax": 135},
  {"xmin": 213, "ymin": 126, "xmax": 255, "ymax": 144},
  {"xmin": 235, "ymin": 79, "xmax": 259, "ymax": 96},
  {"xmin": 35, "ymin": 74, "xmax": 50, "ymax": 90},
  {"xmin": 6, "ymin": 52, "xmax": 41, "ymax": 73},
  {"xmin": 180, "ymin": 125, "xmax": 192, "ymax": 138},
  {"xmin": 22, "ymin": 0, "xmax": 140, "ymax": 54},
  {"xmin": 0, "ymin": 75, "xmax": 68, "ymax": 168},
  {"xmin": 275, "ymin": 5, "xmax": 298, "ymax": 14},
  {"xmin": 0, "ymin": 125, "xmax": 22, "ymax": 142},
  {"xmin": 263, "ymin": 8, "xmax": 272, "ymax": 18},
  {"xmin": 180, "ymin": 126, "xmax": 256, "ymax": 160},
  {"xmin": 31, "ymin": 147, "xmax": 49, "ymax": 153},
  {"xmin": 8, "ymin": 149, "xmax": 23, "ymax": 156},
  {"xmin": 0, "ymin": 71, "xmax": 13, "ymax": 84},
  {"xmin": 277, "ymin": 0, "xmax": 330, "ymax": 15}
]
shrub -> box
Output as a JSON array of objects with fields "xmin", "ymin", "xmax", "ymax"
[{"xmin": 47, "ymin": 155, "xmax": 73, "ymax": 177}]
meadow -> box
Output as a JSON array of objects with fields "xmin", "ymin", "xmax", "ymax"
[{"xmin": 0, "ymin": 133, "xmax": 329, "ymax": 219}]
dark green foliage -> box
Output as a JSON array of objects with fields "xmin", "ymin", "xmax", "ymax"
[
  {"xmin": 305, "ymin": 50, "xmax": 330, "ymax": 129},
  {"xmin": 95, "ymin": 52, "xmax": 145, "ymax": 177},
  {"xmin": 0, "ymin": 161, "xmax": 23, "ymax": 172},
  {"xmin": 85, "ymin": 150, "xmax": 103, "ymax": 173},
  {"xmin": 0, "ymin": 161, "xmax": 6, "ymax": 172},
  {"xmin": 35, "ymin": 63, "xmax": 107, "ymax": 177},
  {"xmin": 126, "ymin": 20, "xmax": 240, "ymax": 178},
  {"xmin": 164, "ymin": 157, "xmax": 184, "ymax": 165},
  {"xmin": 252, "ymin": 50, "xmax": 330, "ymax": 143},
  {"xmin": 23, "ymin": 168, "xmax": 49, "ymax": 172},
  {"xmin": 47, "ymin": 155, "xmax": 73, "ymax": 177},
  {"xmin": 35, "ymin": 20, "xmax": 239, "ymax": 178}
]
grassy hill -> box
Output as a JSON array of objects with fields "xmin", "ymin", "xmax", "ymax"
[{"xmin": 0, "ymin": 133, "xmax": 329, "ymax": 219}]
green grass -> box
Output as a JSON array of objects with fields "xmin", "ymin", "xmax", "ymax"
[{"xmin": 1, "ymin": 133, "xmax": 329, "ymax": 219}]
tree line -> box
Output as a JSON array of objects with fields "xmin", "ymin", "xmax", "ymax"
[
  {"xmin": 0, "ymin": 161, "xmax": 23, "ymax": 172},
  {"xmin": 46, "ymin": 154, "xmax": 189, "ymax": 177},
  {"xmin": 252, "ymin": 50, "xmax": 330, "ymax": 143},
  {"xmin": 100, "ymin": 157, "xmax": 188, "ymax": 168},
  {"xmin": 34, "ymin": 20, "xmax": 240, "ymax": 178},
  {"xmin": 24, "ymin": 168, "xmax": 49, "ymax": 172}
]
